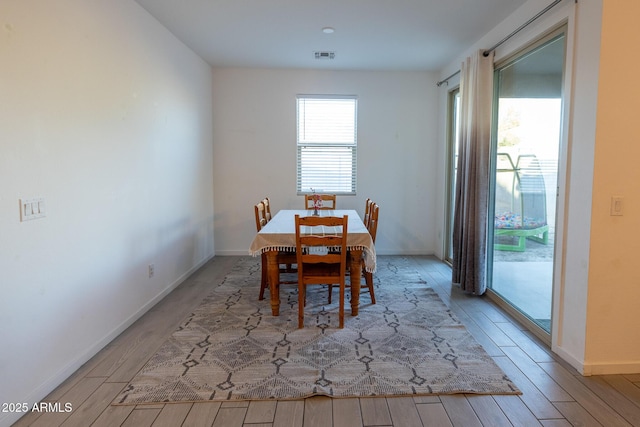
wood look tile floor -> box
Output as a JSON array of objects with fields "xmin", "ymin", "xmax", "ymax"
[{"xmin": 12, "ymin": 256, "xmax": 640, "ymax": 427}]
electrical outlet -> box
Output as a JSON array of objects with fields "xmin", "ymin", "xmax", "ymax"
[{"xmin": 148, "ymin": 264, "xmax": 155, "ymax": 278}]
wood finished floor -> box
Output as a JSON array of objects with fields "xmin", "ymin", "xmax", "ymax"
[{"xmin": 12, "ymin": 256, "xmax": 640, "ymax": 427}]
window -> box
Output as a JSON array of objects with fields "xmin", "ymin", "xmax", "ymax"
[{"xmin": 296, "ymin": 95, "xmax": 357, "ymax": 195}]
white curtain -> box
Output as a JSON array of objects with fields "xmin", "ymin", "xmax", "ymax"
[{"xmin": 452, "ymin": 50, "xmax": 494, "ymax": 295}]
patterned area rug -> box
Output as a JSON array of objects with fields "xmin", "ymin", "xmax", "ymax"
[{"xmin": 114, "ymin": 257, "xmax": 519, "ymax": 405}]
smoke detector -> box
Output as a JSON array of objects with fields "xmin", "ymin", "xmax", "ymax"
[{"xmin": 314, "ymin": 51, "xmax": 335, "ymax": 60}]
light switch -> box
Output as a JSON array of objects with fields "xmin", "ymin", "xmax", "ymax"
[
  {"xmin": 20, "ymin": 197, "xmax": 46, "ymax": 221},
  {"xmin": 610, "ymin": 196, "xmax": 623, "ymax": 216}
]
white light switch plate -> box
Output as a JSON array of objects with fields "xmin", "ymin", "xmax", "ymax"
[{"xmin": 20, "ymin": 198, "xmax": 46, "ymax": 221}]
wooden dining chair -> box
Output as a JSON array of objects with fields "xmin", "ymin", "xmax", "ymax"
[
  {"xmin": 255, "ymin": 201, "xmax": 297, "ymax": 300},
  {"xmin": 261, "ymin": 197, "xmax": 272, "ymax": 222},
  {"xmin": 304, "ymin": 194, "xmax": 337, "ymax": 210},
  {"xmin": 254, "ymin": 201, "xmax": 268, "ymax": 232},
  {"xmin": 363, "ymin": 198, "xmax": 372, "ymax": 229},
  {"xmin": 262, "ymin": 196, "xmax": 293, "ymax": 273},
  {"xmin": 328, "ymin": 202, "xmax": 379, "ymax": 305},
  {"xmin": 295, "ymin": 214, "xmax": 348, "ymax": 328},
  {"xmin": 363, "ymin": 203, "xmax": 380, "ymax": 304}
]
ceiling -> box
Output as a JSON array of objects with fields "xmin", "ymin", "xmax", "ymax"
[{"xmin": 134, "ymin": 0, "xmax": 530, "ymax": 72}]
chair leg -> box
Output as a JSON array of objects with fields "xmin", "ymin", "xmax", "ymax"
[
  {"xmin": 364, "ymin": 271, "xmax": 376, "ymax": 304},
  {"xmin": 259, "ymin": 253, "xmax": 268, "ymax": 300},
  {"xmin": 339, "ymin": 282, "xmax": 345, "ymax": 328},
  {"xmin": 298, "ymin": 284, "xmax": 305, "ymax": 328},
  {"xmin": 331, "ymin": 273, "xmax": 374, "ymax": 306}
]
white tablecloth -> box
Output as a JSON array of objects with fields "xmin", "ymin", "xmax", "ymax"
[{"xmin": 249, "ymin": 209, "xmax": 376, "ymax": 272}]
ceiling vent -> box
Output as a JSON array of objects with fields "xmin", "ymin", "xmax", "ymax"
[{"xmin": 314, "ymin": 51, "xmax": 335, "ymax": 60}]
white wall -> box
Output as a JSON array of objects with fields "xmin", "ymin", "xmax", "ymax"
[
  {"xmin": 553, "ymin": 0, "xmax": 600, "ymax": 373},
  {"xmin": 0, "ymin": 1, "xmax": 214, "ymax": 424},
  {"xmin": 436, "ymin": 0, "xmax": 610, "ymax": 374},
  {"xmin": 212, "ymin": 68, "xmax": 438, "ymax": 256}
]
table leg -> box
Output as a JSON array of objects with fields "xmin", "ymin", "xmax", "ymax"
[
  {"xmin": 266, "ymin": 250, "xmax": 280, "ymax": 316},
  {"xmin": 349, "ymin": 249, "xmax": 362, "ymax": 316}
]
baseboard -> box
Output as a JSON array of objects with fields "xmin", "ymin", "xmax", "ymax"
[
  {"xmin": 216, "ymin": 250, "xmax": 257, "ymax": 256},
  {"xmin": 548, "ymin": 345, "xmax": 640, "ymax": 376},
  {"xmin": 2, "ymin": 254, "xmax": 214, "ymax": 427},
  {"xmin": 552, "ymin": 345, "xmax": 587, "ymax": 375},
  {"xmin": 551, "ymin": 346, "xmax": 640, "ymax": 377},
  {"xmin": 582, "ymin": 360, "xmax": 640, "ymax": 375},
  {"xmin": 374, "ymin": 250, "xmax": 436, "ymax": 256}
]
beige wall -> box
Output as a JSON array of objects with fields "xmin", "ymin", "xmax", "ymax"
[
  {"xmin": 586, "ymin": 0, "xmax": 640, "ymax": 372},
  {"xmin": 0, "ymin": 1, "xmax": 214, "ymax": 423}
]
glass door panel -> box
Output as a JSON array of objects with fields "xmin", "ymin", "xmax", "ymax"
[
  {"xmin": 445, "ymin": 89, "xmax": 460, "ymax": 264},
  {"xmin": 489, "ymin": 32, "xmax": 566, "ymax": 334}
]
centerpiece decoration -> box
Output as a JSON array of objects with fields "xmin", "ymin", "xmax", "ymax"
[{"xmin": 310, "ymin": 189, "xmax": 322, "ymax": 216}]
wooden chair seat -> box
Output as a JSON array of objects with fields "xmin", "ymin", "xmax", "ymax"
[{"xmin": 299, "ymin": 262, "xmax": 343, "ymax": 279}]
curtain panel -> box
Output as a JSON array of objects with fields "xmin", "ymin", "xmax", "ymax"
[{"xmin": 452, "ymin": 50, "xmax": 494, "ymax": 295}]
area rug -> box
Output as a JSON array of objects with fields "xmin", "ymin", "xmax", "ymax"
[{"xmin": 114, "ymin": 256, "xmax": 519, "ymax": 405}]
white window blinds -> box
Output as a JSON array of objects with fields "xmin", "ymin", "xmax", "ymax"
[{"xmin": 296, "ymin": 95, "xmax": 357, "ymax": 195}]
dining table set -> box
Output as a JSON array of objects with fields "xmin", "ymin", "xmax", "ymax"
[{"xmin": 250, "ymin": 197, "xmax": 379, "ymax": 325}]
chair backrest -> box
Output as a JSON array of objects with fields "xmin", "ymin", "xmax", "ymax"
[
  {"xmin": 254, "ymin": 201, "xmax": 268, "ymax": 232},
  {"xmin": 368, "ymin": 203, "xmax": 379, "ymax": 243},
  {"xmin": 363, "ymin": 198, "xmax": 372, "ymax": 228},
  {"xmin": 304, "ymin": 194, "xmax": 337, "ymax": 210},
  {"xmin": 295, "ymin": 215, "xmax": 348, "ymax": 282},
  {"xmin": 261, "ymin": 197, "xmax": 272, "ymax": 222}
]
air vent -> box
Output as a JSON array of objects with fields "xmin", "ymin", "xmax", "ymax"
[{"xmin": 314, "ymin": 51, "xmax": 335, "ymax": 60}]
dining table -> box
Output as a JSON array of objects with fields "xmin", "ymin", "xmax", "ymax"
[{"xmin": 249, "ymin": 209, "xmax": 376, "ymax": 317}]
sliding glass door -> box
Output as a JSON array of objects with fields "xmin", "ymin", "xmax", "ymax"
[{"xmin": 488, "ymin": 29, "xmax": 566, "ymax": 334}]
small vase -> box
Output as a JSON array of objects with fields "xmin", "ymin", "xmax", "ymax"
[{"xmin": 313, "ymin": 207, "xmax": 319, "ymax": 216}]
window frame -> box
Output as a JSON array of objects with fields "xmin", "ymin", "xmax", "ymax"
[{"xmin": 296, "ymin": 94, "xmax": 358, "ymax": 195}]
